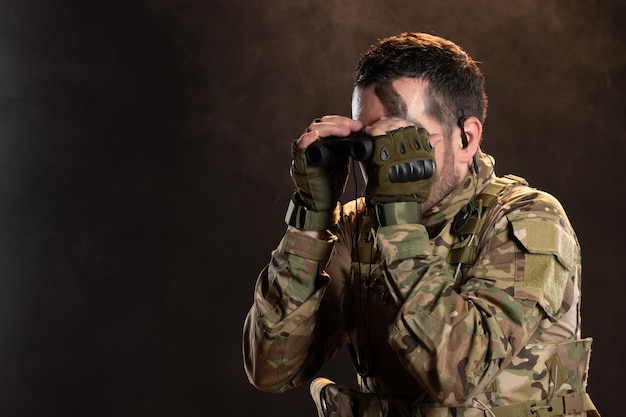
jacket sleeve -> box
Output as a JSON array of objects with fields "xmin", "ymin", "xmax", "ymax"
[
  {"xmin": 376, "ymin": 192, "xmax": 579, "ymax": 406},
  {"xmin": 242, "ymin": 226, "xmax": 351, "ymax": 393}
]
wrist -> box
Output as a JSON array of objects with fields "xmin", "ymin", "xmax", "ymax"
[
  {"xmin": 374, "ymin": 201, "xmax": 421, "ymax": 226},
  {"xmin": 285, "ymin": 198, "xmax": 340, "ymax": 231}
]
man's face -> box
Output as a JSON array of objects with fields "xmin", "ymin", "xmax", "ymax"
[{"xmin": 351, "ymin": 77, "xmax": 463, "ymax": 211}]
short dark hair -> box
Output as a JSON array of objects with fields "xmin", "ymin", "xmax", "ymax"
[{"xmin": 355, "ymin": 32, "xmax": 487, "ymax": 136}]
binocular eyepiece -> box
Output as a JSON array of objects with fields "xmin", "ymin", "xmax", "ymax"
[{"xmin": 305, "ymin": 133, "xmax": 374, "ymax": 166}]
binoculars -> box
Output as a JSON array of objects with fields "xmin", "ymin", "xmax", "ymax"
[{"xmin": 305, "ymin": 133, "xmax": 374, "ymax": 166}]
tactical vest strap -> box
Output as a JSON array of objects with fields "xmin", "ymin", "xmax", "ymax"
[{"xmin": 448, "ymin": 174, "xmax": 527, "ymax": 286}]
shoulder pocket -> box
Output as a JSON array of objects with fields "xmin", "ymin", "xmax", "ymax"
[{"xmin": 508, "ymin": 213, "xmax": 577, "ymax": 319}]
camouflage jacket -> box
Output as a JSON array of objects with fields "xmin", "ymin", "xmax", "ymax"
[{"xmin": 243, "ymin": 150, "xmax": 598, "ymax": 417}]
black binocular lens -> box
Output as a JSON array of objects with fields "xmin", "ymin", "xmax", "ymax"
[{"xmin": 305, "ymin": 134, "xmax": 374, "ymax": 166}]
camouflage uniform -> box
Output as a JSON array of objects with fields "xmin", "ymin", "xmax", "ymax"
[{"xmin": 243, "ymin": 150, "xmax": 599, "ymax": 417}]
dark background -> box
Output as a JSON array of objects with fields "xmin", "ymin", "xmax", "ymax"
[{"xmin": 0, "ymin": 0, "xmax": 623, "ymax": 415}]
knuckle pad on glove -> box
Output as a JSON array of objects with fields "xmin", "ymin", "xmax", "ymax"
[{"xmin": 366, "ymin": 126, "xmax": 435, "ymax": 203}]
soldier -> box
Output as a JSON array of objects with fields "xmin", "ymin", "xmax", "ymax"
[{"xmin": 243, "ymin": 32, "xmax": 600, "ymax": 417}]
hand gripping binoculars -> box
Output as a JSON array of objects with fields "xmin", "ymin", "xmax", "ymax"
[
  {"xmin": 305, "ymin": 133, "xmax": 374, "ymax": 166},
  {"xmin": 305, "ymin": 128, "xmax": 435, "ymax": 185}
]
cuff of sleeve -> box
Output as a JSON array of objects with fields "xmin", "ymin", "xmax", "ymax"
[
  {"xmin": 377, "ymin": 223, "xmax": 431, "ymax": 260},
  {"xmin": 285, "ymin": 199, "xmax": 340, "ymax": 231},
  {"xmin": 374, "ymin": 202, "xmax": 421, "ymax": 226},
  {"xmin": 278, "ymin": 226, "xmax": 335, "ymax": 261}
]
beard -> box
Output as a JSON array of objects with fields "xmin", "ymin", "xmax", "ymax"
[
  {"xmin": 358, "ymin": 137, "xmax": 461, "ymax": 211},
  {"xmin": 422, "ymin": 138, "xmax": 460, "ymax": 213}
]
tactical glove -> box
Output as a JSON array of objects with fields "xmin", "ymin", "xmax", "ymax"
[
  {"xmin": 365, "ymin": 125, "xmax": 435, "ymax": 226},
  {"xmin": 285, "ymin": 141, "xmax": 349, "ymax": 231}
]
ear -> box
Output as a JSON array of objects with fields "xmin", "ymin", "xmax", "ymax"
[{"xmin": 458, "ymin": 116, "xmax": 482, "ymax": 164}]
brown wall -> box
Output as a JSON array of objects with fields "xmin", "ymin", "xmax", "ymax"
[{"xmin": 0, "ymin": 1, "xmax": 621, "ymax": 415}]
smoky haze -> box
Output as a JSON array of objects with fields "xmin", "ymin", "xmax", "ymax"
[{"xmin": 0, "ymin": 0, "xmax": 622, "ymax": 416}]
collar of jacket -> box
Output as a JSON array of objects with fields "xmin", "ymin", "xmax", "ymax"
[{"xmin": 421, "ymin": 149, "xmax": 496, "ymax": 236}]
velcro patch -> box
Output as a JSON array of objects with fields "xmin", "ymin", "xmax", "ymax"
[{"xmin": 509, "ymin": 215, "xmax": 576, "ymax": 318}]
